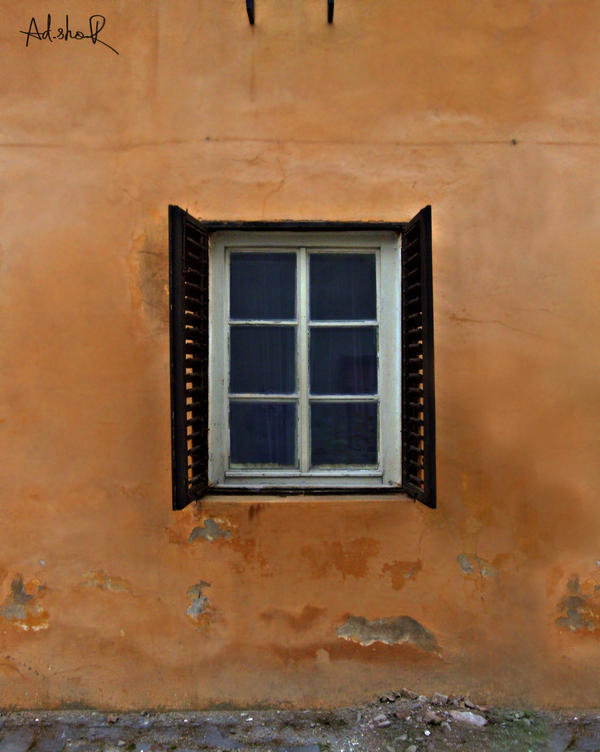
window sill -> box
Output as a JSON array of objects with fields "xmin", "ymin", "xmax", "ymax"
[{"xmin": 201, "ymin": 486, "xmax": 414, "ymax": 503}]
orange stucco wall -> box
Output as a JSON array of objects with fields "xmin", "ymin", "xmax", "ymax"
[{"xmin": 1, "ymin": 0, "xmax": 599, "ymax": 708}]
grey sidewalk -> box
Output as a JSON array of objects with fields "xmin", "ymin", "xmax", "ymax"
[{"xmin": 0, "ymin": 692, "xmax": 598, "ymax": 752}]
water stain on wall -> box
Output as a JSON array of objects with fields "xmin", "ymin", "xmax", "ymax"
[
  {"xmin": 301, "ymin": 538, "xmax": 380, "ymax": 579},
  {"xmin": 0, "ymin": 575, "xmax": 49, "ymax": 631},
  {"xmin": 260, "ymin": 605, "xmax": 325, "ymax": 630},
  {"xmin": 229, "ymin": 536, "xmax": 271, "ymax": 577},
  {"xmin": 381, "ymin": 559, "xmax": 423, "ymax": 589},
  {"xmin": 247, "ymin": 503, "xmax": 263, "ymax": 521},
  {"xmin": 337, "ymin": 615, "xmax": 440, "ymax": 655},
  {"xmin": 272, "ymin": 637, "xmax": 445, "ymax": 667}
]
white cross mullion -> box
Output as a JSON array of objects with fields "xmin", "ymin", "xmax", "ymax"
[{"xmin": 298, "ymin": 247, "xmax": 310, "ymax": 473}]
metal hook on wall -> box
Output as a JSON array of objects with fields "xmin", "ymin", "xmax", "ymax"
[{"xmin": 245, "ymin": 1, "xmax": 333, "ymax": 25}]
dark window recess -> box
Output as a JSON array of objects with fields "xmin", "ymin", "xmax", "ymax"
[
  {"xmin": 169, "ymin": 206, "xmax": 210, "ymax": 510},
  {"xmin": 401, "ymin": 205, "xmax": 436, "ymax": 508},
  {"xmin": 230, "ymin": 401, "xmax": 297, "ymax": 467},
  {"xmin": 311, "ymin": 402, "xmax": 378, "ymax": 466},
  {"xmin": 310, "ymin": 327, "xmax": 377, "ymax": 395},
  {"xmin": 169, "ymin": 205, "xmax": 436, "ymax": 509},
  {"xmin": 310, "ymin": 253, "xmax": 376, "ymax": 321},
  {"xmin": 229, "ymin": 325, "xmax": 296, "ymax": 394},
  {"xmin": 230, "ymin": 252, "xmax": 296, "ymax": 320}
]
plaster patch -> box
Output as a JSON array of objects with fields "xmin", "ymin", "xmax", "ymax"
[
  {"xmin": 457, "ymin": 554, "xmax": 497, "ymax": 578},
  {"xmin": 336, "ymin": 615, "xmax": 440, "ymax": 654},
  {"xmin": 127, "ymin": 217, "xmax": 169, "ymax": 332},
  {"xmin": 190, "ymin": 519, "xmax": 231, "ymax": 543},
  {"xmin": 82, "ymin": 570, "xmax": 132, "ymax": 593},
  {"xmin": 0, "ymin": 575, "xmax": 49, "ymax": 631}
]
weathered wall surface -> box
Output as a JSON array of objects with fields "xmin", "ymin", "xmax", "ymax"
[{"xmin": 1, "ymin": 0, "xmax": 599, "ymax": 708}]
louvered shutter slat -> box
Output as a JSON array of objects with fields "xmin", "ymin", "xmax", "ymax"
[
  {"xmin": 401, "ymin": 206, "xmax": 436, "ymax": 508},
  {"xmin": 169, "ymin": 205, "xmax": 210, "ymax": 510}
]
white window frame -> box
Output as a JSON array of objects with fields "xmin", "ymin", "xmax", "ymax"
[{"xmin": 208, "ymin": 231, "xmax": 401, "ymax": 490}]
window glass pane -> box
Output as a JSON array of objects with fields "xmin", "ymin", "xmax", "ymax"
[
  {"xmin": 230, "ymin": 401, "xmax": 296, "ymax": 466},
  {"xmin": 310, "ymin": 253, "xmax": 376, "ymax": 320},
  {"xmin": 310, "ymin": 327, "xmax": 377, "ymax": 395},
  {"xmin": 311, "ymin": 402, "xmax": 378, "ymax": 466},
  {"xmin": 230, "ymin": 252, "xmax": 296, "ymax": 320},
  {"xmin": 230, "ymin": 325, "xmax": 296, "ymax": 394}
]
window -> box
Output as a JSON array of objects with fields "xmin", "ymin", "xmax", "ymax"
[
  {"xmin": 209, "ymin": 232, "xmax": 400, "ymax": 489},
  {"xmin": 169, "ymin": 209, "xmax": 435, "ymax": 509}
]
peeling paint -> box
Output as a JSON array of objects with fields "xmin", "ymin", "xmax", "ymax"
[
  {"xmin": 82, "ymin": 570, "xmax": 133, "ymax": 593},
  {"xmin": 381, "ymin": 560, "xmax": 422, "ymax": 589},
  {"xmin": 457, "ymin": 554, "xmax": 475, "ymax": 574},
  {"xmin": 457, "ymin": 553, "xmax": 497, "ymax": 578},
  {"xmin": 556, "ymin": 575, "xmax": 600, "ymax": 633},
  {"xmin": 187, "ymin": 581, "xmax": 211, "ymax": 627},
  {"xmin": 189, "ymin": 519, "xmax": 231, "ymax": 543},
  {"xmin": 336, "ymin": 615, "xmax": 440, "ymax": 654},
  {"xmin": 0, "ymin": 575, "xmax": 49, "ymax": 631}
]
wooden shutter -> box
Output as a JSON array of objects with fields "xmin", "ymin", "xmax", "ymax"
[
  {"xmin": 169, "ymin": 205, "xmax": 209, "ymax": 509},
  {"xmin": 401, "ymin": 206, "xmax": 436, "ymax": 508}
]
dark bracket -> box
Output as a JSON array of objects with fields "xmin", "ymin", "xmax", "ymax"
[{"xmin": 245, "ymin": 0, "xmax": 333, "ymax": 25}]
